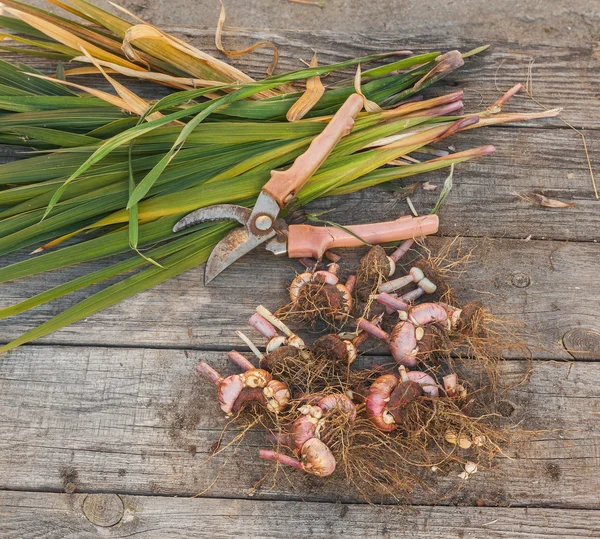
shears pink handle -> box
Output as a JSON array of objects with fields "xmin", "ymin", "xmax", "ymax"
[
  {"xmin": 287, "ymin": 215, "xmax": 439, "ymax": 259},
  {"xmin": 262, "ymin": 94, "xmax": 364, "ymax": 207}
]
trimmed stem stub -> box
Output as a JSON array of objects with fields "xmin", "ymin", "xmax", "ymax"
[
  {"xmin": 195, "ymin": 362, "xmax": 222, "ymax": 385},
  {"xmin": 248, "ymin": 313, "xmax": 278, "ymax": 339},
  {"xmin": 345, "ymin": 274, "xmax": 357, "ymax": 294},
  {"xmin": 376, "ymin": 292, "xmax": 410, "ymax": 312},
  {"xmin": 399, "ymin": 287, "xmax": 425, "ymax": 303},
  {"xmin": 390, "ymin": 239, "xmax": 415, "ymax": 263},
  {"xmin": 227, "ymin": 350, "xmax": 255, "ymax": 372},
  {"xmin": 358, "ymin": 318, "xmax": 389, "ymax": 342},
  {"xmin": 259, "ymin": 449, "xmax": 303, "ymax": 470}
]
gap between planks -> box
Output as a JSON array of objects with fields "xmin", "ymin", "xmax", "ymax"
[{"xmin": 0, "ymin": 339, "xmax": 591, "ymax": 362}]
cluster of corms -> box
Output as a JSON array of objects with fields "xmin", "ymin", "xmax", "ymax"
[{"xmin": 196, "ymin": 239, "xmax": 491, "ymax": 479}]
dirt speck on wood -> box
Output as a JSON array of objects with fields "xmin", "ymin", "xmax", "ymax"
[
  {"xmin": 544, "ymin": 462, "xmax": 562, "ymax": 481},
  {"xmin": 60, "ymin": 466, "xmax": 79, "ymax": 493},
  {"xmin": 156, "ymin": 375, "xmax": 207, "ymax": 448}
]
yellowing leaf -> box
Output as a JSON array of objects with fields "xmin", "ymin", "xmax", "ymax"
[
  {"xmin": 121, "ymin": 22, "xmax": 272, "ymax": 96},
  {"xmin": 78, "ymin": 46, "xmax": 162, "ymax": 121},
  {"xmin": 286, "ymin": 53, "xmax": 325, "ymax": 121},
  {"xmin": 3, "ymin": 6, "xmax": 141, "ymax": 71},
  {"xmin": 0, "ymin": 32, "xmax": 78, "ymax": 55},
  {"xmin": 121, "ymin": 24, "xmax": 157, "ymax": 66},
  {"xmin": 26, "ymin": 72, "xmax": 130, "ymax": 111},
  {"xmin": 354, "ymin": 64, "xmax": 382, "ymax": 113},
  {"xmin": 60, "ymin": 0, "xmax": 132, "ymax": 37},
  {"xmin": 63, "ymin": 65, "xmax": 119, "ymax": 76},
  {"xmin": 69, "ymin": 56, "xmax": 226, "ymax": 92},
  {"xmin": 44, "ymin": 0, "xmax": 97, "ymax": 24},
  {"xmin": 216, "ymin": 0, "xmax": 279, "ymax": 77}
]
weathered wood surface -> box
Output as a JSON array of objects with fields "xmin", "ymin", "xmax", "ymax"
[
  {"xmin": 1, "ymin": 237, "xmax": 598, "ymax": 358},
  {"xmin": 1, "ymin": 346, "xmax": 599, "ymax": 508},
  {"xmin": 0, "ymin": 19, "xmax": 599, "ymax": 539},
  {"xmin": 2, "ymin": 490, "xmax": 600, "ymax": 539}
]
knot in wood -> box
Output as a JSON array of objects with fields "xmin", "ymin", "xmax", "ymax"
[
  {"xmin": 510, "ymin": 272, "xmax": 531, "ymax": 288},
  {"xmin": 563, "ymin": 328, "xmax": 600, "ymax": 360},
  {"xmin": 82, "ymin": 494, "xmax": 124, "ymax": 527}
]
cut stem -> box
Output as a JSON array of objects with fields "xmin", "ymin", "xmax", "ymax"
[
  {"xmin": 248, "ymin": 313, "xmax": 278, "ymax": 340},
  {"xmin": 379, "ymin": 274, "xmax": 416, "ymax": 294},
  {"xmin": 227, "ymin": 350, "xmax": 255, "ymax": 371},
  {"xmin": 399, "ymin": 288, "xmax": 425, "ymax": 303},
  {"xmin": 345, "ymin": 274, "xmax": 357, "ymax": 294},
  {"xmin": 376, "ymin": 292, "xmax": 410, "ymax": 312},
  {"xmin": 390, "ymin": 239, "xmax": 414, "ymax": 263},
  {"xmin": 358, "ymin": 318, "xmax": 390, "ymax": 341},
  {"xmin": 259, "ymin": 448, "xmax": 303, "ymax": 470},
  {"xmin": 195, "ymin": 362, "xmax": 222, "ymax": 385},
  {"xmin": 235, "ymin": 330, "xmax": 264, "ymax": 359}
]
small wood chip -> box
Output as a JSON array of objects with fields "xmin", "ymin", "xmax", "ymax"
[
  {"xmin": 534, "ymin": 194, "xmax": 576, "ymax": 208},
  {"xmin": 514, "ymin": 191, "xmax": 576, "ymax": 208},
  {"xmin": 289, "ymin": 0, "xmax": 325, "ymax": 6},
  {"xmin": 406, "ymin": 197, "xmax": 419, "ymax": 217}
]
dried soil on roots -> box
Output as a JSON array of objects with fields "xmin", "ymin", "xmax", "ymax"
[
  {"xmin": 262, "ymin": 346, "xmax": 354, "ymax": 396},
  {"xmin": 276, "ymin": 280, "xmax": 353, "ymax": 331},
  {"xmin": 190, "ymin": 237, "xmax": 530, "ymax": 501}
]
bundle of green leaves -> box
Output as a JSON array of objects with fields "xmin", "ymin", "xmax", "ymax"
[{"xmin": 0, "ymin": 0, "xmax": 559, "ymax": 351}]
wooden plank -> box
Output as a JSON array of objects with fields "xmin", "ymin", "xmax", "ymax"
[
  {"xmin": 0, "ymin": 237, "xmax": 598, "ymax": 356},
  {"xmin": 1, "ymin": 346, "xmax": 599, "ymax": 507},
  {"xmin": 0, "ymin": 28, "xmax": 598, "ymax": 131},
  {"xmin": 2, "ymin": 490, "xmax": 599, "ymax": 539},
  {"xmin": 312, "ymin": 127, "xmax": 598, "ymax": 241}
]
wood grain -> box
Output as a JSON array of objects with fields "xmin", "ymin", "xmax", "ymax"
[
  {"xmin": 2, "ymin": 490, "xmax": 599, "ymax": 539},
  {"xmin": 1, "ymin": 345, "xmax": 599, "ymax": 507},
  {"xmin": 0, "ymin": 22, "xmax": 598, "ymax": 536},
  {"xmin": 0, "ymin": 237, "xmax": 597, "ymax": 357}
]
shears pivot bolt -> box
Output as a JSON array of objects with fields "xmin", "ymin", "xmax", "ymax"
[{"xmin": 255, "ymin": 215, "xmax": 273, "ymax": 231}]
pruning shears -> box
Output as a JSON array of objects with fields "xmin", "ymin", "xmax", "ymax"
[{"xmin": 173, "ymin": 93, "xmax": 439, "ymax": 284}]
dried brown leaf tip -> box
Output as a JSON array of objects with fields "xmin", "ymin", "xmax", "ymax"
[
  {"xmin": 514, "ymin": 191, "xmax": 576, "ymax": 208},
  {"xmin": 216, "ymin": 0, "xmax": 280, "ymax": 76},
  {"xmin": 354, "ymin": 64, "xmax": 382, "ymax": 113},
  {"xmin": 286, "ymin": 53, "xmax": 325, "ymax": 121},
  {"xmin": 422, "ymin": 182, "xmax": 438, "ymax": 191},
  {"xmin": 534, "ymin": 194, "xmax": 576, "ymax": 208}
]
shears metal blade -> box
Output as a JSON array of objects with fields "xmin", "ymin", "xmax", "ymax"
[{"xmin": 173, "ymin": 93, "xmax": 365, "ymax": 284}]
